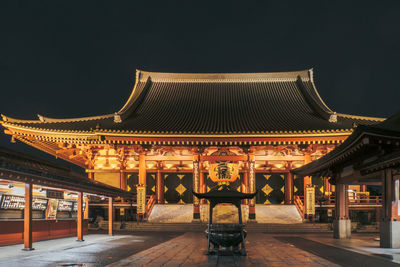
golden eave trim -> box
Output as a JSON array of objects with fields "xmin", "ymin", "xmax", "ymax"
[
  {"xmin": 97, "ymin": 131, "xmax": 352, "ymax": 138},
  {"xmin": 2, "ymin": 123, "xmax": 96, "ymax": 137},
  {"xmin": 2, "ymin": 122, "xmax": 354, "ymax": 138}
]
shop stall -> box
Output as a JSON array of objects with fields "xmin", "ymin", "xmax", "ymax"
[{"xmin": 0, "ymin": 147, "xmax": 135, "ymax": 249}]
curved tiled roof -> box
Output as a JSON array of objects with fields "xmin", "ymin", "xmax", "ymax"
[{"xmin": 1, "ymin": 69, "xmax": 384, "ymax": 136}]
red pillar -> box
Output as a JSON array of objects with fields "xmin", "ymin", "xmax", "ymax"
[
  {"xmin": 360, "ymin": 184, "xmax": 367, "ymax": 192},
  {"xmin": 120, "ymin": 171, "xmax": 127, "ymax": 191},
  {"xmin": 324, "ymin": 177, "xmax": 331, "ymax": 196},
  {"xmin": 139, "ymin": 153, "xmax": 146, "ymax": 185},
  {"xmin": 333, "ymin": 183, "xmax": 351, "ymax": 239},
  {"xmin": 156, "ymin": 163, "xmax": 164, "ymax": 204},
  {"xmin": 23, "ymin": 183, "xmax": 33, "ymax": 250},
  {"xmin": 382, "ymin": 169, "xmax": 399, "ymax": 221},
  {"xmin": 108, "ymin": 197, "xmax": 113, "ymax": 235},
  {"xmin": 285, "ymin": 171, "xmax": 294, "ymax": 204},
  {"xmin": 199, "ymin": 169, "xmax": 206, "ymax": 204},
  {"xmin": 335, "ymin": 184, "xmax": 349, "ymax": 220},
  {"xmin": 380, "ymin": 168, "xmax": 400, "ymax": 247},
  {"xmin": 242, "ymin": 165, "xmax": 249, "ymax": 205},
  {"xmin": 303, "ymin": 153, "xmax": 312, "ymax": 220},
  {"xmin": 77, "ymin": 192, "xmax": 84, "ymax": 241},
  {"xmin": 138, "ymin": 152, "xmax": 146, "ymax": 221}
]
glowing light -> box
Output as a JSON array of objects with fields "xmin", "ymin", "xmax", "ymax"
[
  {"xmin": 273, "ymin": 162, "xmax": 285, "ymax": 169},
  {"xmin": 147, "ymin": 163, "xmax": 154, "ymax": 169},
  {"xmin": 293, "ymin": 162, "xmax": 304, "ymax": 168}
]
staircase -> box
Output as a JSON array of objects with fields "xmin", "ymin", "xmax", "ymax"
[
  {"xmin": 97, "ymin": 221, "xmax": 332, "ymax": 233},
  {"xmin": 96, "ymin": 203, "xmax": 331, "ymax": 233},
  {"xmin": 148, "ymin": 204, "xmax": 302, "ymax": 224}
]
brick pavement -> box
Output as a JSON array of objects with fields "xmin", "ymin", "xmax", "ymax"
[{"xmin": 108, "ymin": 232, "xmax": 341, "ymax": 267}]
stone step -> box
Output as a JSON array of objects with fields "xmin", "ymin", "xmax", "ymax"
[
  {"xmin": 147, "ymin": 204, "xmax": 303, "ymax": 224},
  {"xmin": 97, "ymin": 221, "xmax": 333, "ymax": 232}
]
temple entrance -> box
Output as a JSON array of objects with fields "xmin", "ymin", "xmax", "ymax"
[
  {"xmin": 126, "ymin": 173, "xmax": 157, "ymax": 196},
  {"xmin": 255, "ymin": 173, "xmax": 285, "ymax": 204},
  {"xmin": 164, "ymin": 173, "xmax": 193, "ymax": 204}
]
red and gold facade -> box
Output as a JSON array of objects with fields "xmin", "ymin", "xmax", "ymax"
[{"xmin": 1, "ymin": 69, "xmax": 384, "ymax": 219}]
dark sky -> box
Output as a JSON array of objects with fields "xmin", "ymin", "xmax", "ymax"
[{"xmin": 0, "ymin": 1, "xmax": 399, "ymax": 167}]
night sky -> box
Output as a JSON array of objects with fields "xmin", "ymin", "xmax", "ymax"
[{"xmin": 0, "ymin": 1, "xmax": 399, "ymax": 167}]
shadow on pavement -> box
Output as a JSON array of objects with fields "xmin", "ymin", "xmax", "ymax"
[{"xmin": 275, "ymin": 236, "xmax": 400, "ymax": 267}]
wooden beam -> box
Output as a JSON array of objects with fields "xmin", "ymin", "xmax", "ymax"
[
  {"xmin": 255, "ymin": 155, "xmax": 305, "ymax": 161},
  {"xmin": 23, "ymin": 183, "xmax": 33, "ymax": 250},
  {"xmin": 145, "ymin": 155, "xmax": 194, "ymax": 161},
  {"xmin": 200, "ymin": 155, "xmax": 248, "ymax": 161}
]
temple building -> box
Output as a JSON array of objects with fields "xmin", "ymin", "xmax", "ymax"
[{"xmin": 1, "ymin": 69, "xmax": 385, "ymax": 220}]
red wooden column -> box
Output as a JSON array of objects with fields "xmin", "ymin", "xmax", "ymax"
[
  {"xmin": 120, "ymin": 171, "xmax": 127, "ymax": 191},
  {"xmin": 242, "ymin": 164, "xmax": 249, "ymax": 205},
  {"xmin": 303, "ymin": 152, "xmax": 312, "ymax": 219},
  {"xmin": 193, "ymin": 155, "xmax": 200, "ymax": 220},
  {"xmin": 139, "ymin": 152, "xmax": 147, "ymax": 185},
  {"xmin": 360, "ymin": 184, "xmax": 367, "ymax": 192},
  {"xmin": 324, "ymin": 177, "xmax": 331, "ymax": 196},
  {"xmin": 333, "ymin": 182, "xmax": 350, "ymax": 239},
  {"xmin": 199, "ymin": 166, "xmax": 206, "ymax": 204},
  {"xmin": 248, "ymin": 154, "xmax": 256, "ymax": 220},
  {"xmin": 156, "ymin": 161, "xmax": 164, "ymax": 204},
  {"xmin": 77, "ymin": 192, "xmax": 84, "ymax": 242},
  {"xmin": 380, "ymin": 168, "xmax": 400, "ymax": 248},
  {"xmin": 108, "ymin": 197, "xmax": 113, "ymax": 235},
  {"xmin": 23, "ymin": 183, "xmax": 33, "ymax": 250},
  {"xmin": 138, "ymin": 152, "xmax": 147, "ymax": 220},
  {"xmin": 285, "ymin": 162, "xmax": 294, "ymax": 205}
]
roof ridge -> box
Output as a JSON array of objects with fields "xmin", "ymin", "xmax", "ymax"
[
  {"xmin": 296, "ymin": 76, "xmax": 331, "ymax": 121},
  {"xmin": 336, "ymin": 113, "xmax": 386, "ymax": 122},
  {"xmin": 1, "ymin": 114, "xmax": 40, "ymax": 124},
  {"xmin": 307, "ymin": 69, "xmax": 333, "ymax": 114},
  {"xmin": 136, "ymin": 69, "xmax": 312, "ymax": 83},
  {"xmin": 1, "ymin": 114, "xmax": 113, "ymax": 124}
]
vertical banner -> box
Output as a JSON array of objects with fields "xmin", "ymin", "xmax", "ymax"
[
  {"xmin": 249, "ymin": 160, "xmax": 256, "ymax": 205},
  {"xmin": 305, "ymin": 186, "xmax": 315, "ymax": 215},
  {"xmin": 193, "ymin": 161, "xmax": 200, "ymax": 206},
  {"xmin": 136, "ymin": 185, "xmax": 146, "ymax": 215}
]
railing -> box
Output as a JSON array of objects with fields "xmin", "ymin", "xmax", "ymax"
[
  {"xmin": 319, "ymin": 193, "xmax": 382, "ymax": 206},
  {"xmin": 145, "ymin": 195, "xmax": 156, "ymax": 219},
  {"xmin": 294, "ymin": 195, "xmax": 305, "ymax": 219}
]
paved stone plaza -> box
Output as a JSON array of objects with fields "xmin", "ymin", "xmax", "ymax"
[{"xmin": 0, "ymin": 231, "xmax": 399, "ymax": 266}]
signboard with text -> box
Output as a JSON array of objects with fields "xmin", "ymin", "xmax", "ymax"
[
  {"xmin": 305, "ymin": 186, "xmax": 315, "ymax": 215},
  {"xmin": 137, "ymin": 185, "xmax": 146, "ymax": 215},
  {"xmin": 46, "ymin": 189, "xmax": 64, "ymax": 199}
]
